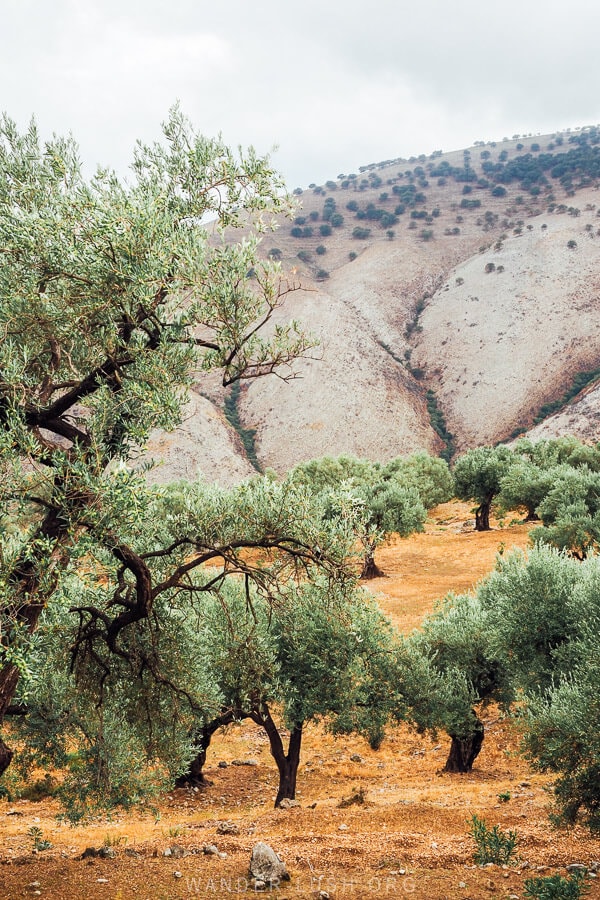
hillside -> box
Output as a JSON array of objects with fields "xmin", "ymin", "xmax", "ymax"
[{"xmin": 141, "ymin": 128, "xmax": 600, "ymax": 483}]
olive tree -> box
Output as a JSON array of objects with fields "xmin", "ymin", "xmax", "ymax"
[
  {"xmin": 290, "ymin": 453, "xmax": 453, "ymax": 578},
  {"xmin": 291, "ymin": 456, "xmax": 426, "ymax": 579},
  {"xmin": 187, "ymin": 576, "xmax": 402, "ymax": 807},
  {"xmin": 523, "ymin": 606, "xmax": 600, "ymax": 831},
  {"xmin": 401, "ymin": 592, "xmax": 506, "ymax": 772},
  {"xmin": 401, "ymin": 544, "xmax": 581, "ymax": 775},
  {"xmin": 0, "ymin": 108, "xmax": 319, "ymax": 776},
  {"xmin": 7, "ymin": 476, "xmax": 358, "ymax": 817},
  {"xmin": 453, "ymin": 446, "xmax": 514, "ymax": 530},
  {"xmin": 531, "ymin": 466, "xmax": 600, "ymax": 559},
  {"xmin": 486, "ymin": 548, "xmax": 600, "ymax": 830}
]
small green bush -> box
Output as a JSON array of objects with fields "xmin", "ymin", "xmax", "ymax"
[
  {"xmin": 468, "ymin": 815, "xmax": 518, "ymax": 865},
  {"xmin": 523, "ymin": 870, "xmax": 590, "ymax": 900}
]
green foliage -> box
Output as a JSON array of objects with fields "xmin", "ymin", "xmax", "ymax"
[
  {"xmin": 223, "ymin": 382, "xmax": 261, "ymax": 471},
  {"xmin": 27, "ymin": 826, "xmax": 52, "ymax": 851},
  {"xmin": 498, "ymin": 460, "xmax": 559, "ymax": 520},
  {"xmin": 8, "ymin": 475, "xmax": 360, "ymax": 816},
  {"xmin": 401, "ymin": 590, "xmax": 506, "ymax": 751},
  {"xmin": 522, "ymin": 598, "xmax": 600, "ymax": 830},
  {"xmin": 475, "ymin": 545, "xmax": 600, "ymax": 831},
  {"xmin": 478, "ymin": 545, "xmax": 580, "ymax": 692},
  {"xmin": 352, "ymin": 226, "xmax": 371, "ymax": 239},
  {"xmin": 289, "ymin": 454, "xmax": 427, "ymax": 578},
  {"xmin": 468, "ymin": 815, "xmax": 518, "ymax": 865},
  {"xmin": 425, "ymin": 390, "xmax": 455, "ymax": 462},
  {"xmin": 0, "ymin": 106, "xmax": 346, "ymax": 812},
  {"xmin": 382, "ymin": 452, "xmax": 454, "ymax": 509},
  {"xmin": 453, "ymin": 446, "xmax": 514, "ymax": 530},
  {"xmin": 532, "ymin": 370, "xmax": 600, "ymax": 425},
  {"xmin": 524, "ymin": 871, "xmax": 590, "ymax": 899},
  {"xmin": 531, "ymin": 466, "xmax": 600, "ymax": 558}
]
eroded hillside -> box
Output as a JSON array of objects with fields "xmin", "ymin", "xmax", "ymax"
[{"xmin": 140, "ymin": 129, "xmax": 600, "ymax": 481}]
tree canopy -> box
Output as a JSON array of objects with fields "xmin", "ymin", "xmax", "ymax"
[
  {"xmin": 289, "ymin": 453, "xmax": 452, "ymax": 578},
  {"xmin": 0, "ymin": 107, "xmax": 321, "ymax": 778}
]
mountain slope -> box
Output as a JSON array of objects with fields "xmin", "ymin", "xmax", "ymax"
[{"xmin": 139, "ymin": 128, "xmax": 600, "ymax": 482}]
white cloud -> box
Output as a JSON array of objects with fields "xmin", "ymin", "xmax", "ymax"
[{"xmin": 2, "ymin": 0, "xmax": 600, "ymax": 188}]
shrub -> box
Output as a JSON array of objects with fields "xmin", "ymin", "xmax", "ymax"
[
  {"xmin": 469, "ymin": 815, "xmax": 518, "ymax": 865},
  {"xmin": 315, "ymin": 245, "xmax": 326, "ymax": 255},
  {"xmin": 352, "ymin": 226, "xmax": 371, "ymax": 239},
  {"xmin": 319, "ymin": 224, "xmax": 332, "ymax": 236},
  {"xmin": 523, "ymin": 871, "xmax": 590, "ymax": 900},
  {"xmin": 315, "ymin": 269, "xmax": 329, "ymax": 281},
  {"xmin": 348, "ymin": 251, "xmax": 357, "ymax": 261}
]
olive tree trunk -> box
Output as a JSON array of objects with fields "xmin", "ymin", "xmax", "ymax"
[
  {"xmin": 444, "ymin": 718, "xmax": 485, "ymax": 773},
  {"xmin": 250, "ymin": 705, "xmax": 304, "ymax": 807},
  {"xmin": 175, "ymin": 710, "xmax": 241, "ymax": 788}
]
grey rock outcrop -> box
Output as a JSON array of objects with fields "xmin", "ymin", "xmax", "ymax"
[{"xmin": 249, "ymin": 841, "xmax": 290, "ymax": 888}]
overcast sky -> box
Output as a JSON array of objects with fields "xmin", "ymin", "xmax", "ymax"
[{"xmin": 3, "ymin": 0, "xmax": 600, "ymax": 189}]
